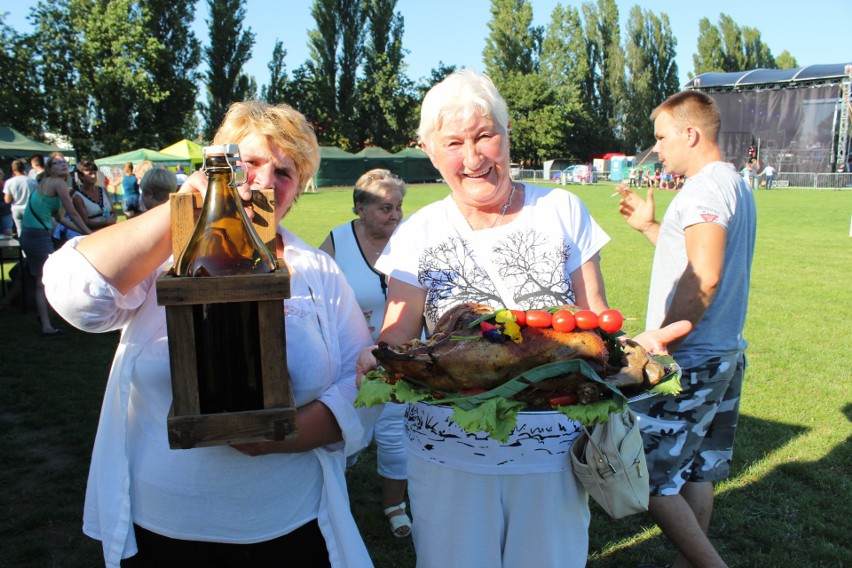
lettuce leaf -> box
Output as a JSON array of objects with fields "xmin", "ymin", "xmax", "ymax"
[
  {"xmin": 451, "ymin": 397, "xmax": 526, "ymax": 443},
  {"xmin": 649, "ymin": 372, "xmax": 683, "ymax": 396},
  {"xmin": 559, "ymin": 399, "xmax": 624, "ymax": 426},
  {"xmin": 354, "ymin": 377, "xmax": 396, "ymax": 407}
]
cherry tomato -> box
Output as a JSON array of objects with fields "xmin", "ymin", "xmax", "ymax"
[
  {"xmin": 549, "ymin": 393, "xmax": 579, "ymax": 408},
  {"xmin": 525, "ymin": 310, "xmax": 552, "ymax": 328},
  {"xmin": 551, "ymin": 310, "xmax": 576, "ymax": 333},
  {"xmin": 573, "ymin": 310, "xmax": 599, "ymax": 330},
  {"xmin": 510, "ymin": 309, "xmax": 527, "ymax": 326},
  {"xmin": 598, "ymin": 309, "xmax": 624, "ymax": 333}
]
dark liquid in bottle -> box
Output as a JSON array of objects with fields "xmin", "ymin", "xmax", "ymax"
[{"xmin": 194, "ymin": 301, "xmax": 264, "ymax": 414}]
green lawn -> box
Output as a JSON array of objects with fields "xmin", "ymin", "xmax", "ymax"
[{"xmin": 1, "ymin": 182, "xmax": 850, "ymax": 567}]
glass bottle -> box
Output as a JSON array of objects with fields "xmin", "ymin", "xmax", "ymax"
[{"xmin": 174, "ymin": 144, "xmax": 277, "ymax": 414}]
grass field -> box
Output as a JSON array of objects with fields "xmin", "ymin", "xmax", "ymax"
[{"xmin": 1, "ymin": 181, "xmax": 850, "ymax": 567}]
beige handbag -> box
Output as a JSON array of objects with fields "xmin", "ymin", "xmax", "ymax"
[{"xmin": 570, "ymin": 408, "xmax": 650, "ymax": 519}]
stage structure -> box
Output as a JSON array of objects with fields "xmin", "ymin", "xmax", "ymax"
[{"xmin": 686, "ymin": 63, "xmax": 852, "ymax": 173}]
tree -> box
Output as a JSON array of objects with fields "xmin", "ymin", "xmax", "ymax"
[
  {"xmin": 417, "ymin": 62, "xmax": 457, "ymax": 99},
  {"xmin": 775, "ymin": 50, "xmax": 798, "ymax": 70},
  {"xmin": 131, "ymin": 0, "xmax": 201, "ymax": 148},
  {"xmin": 539, "ymin": 3, "xmax": 593, "ymax": 161},
  {"xmin": 581, "ymin": 0, "xmax": 624, "ymax": 152},
  {"xmin": 482, "ymin": 0, "xmax": 540, "ymax": 83},
  {"xmin": 261, "ymin": 40, "xmax": 289, "ymax": 104},
  {"xmin": 304, "ymin": 0, "xmax": 366, "ymax": 148},
  {"xmin": 356, "ymin": 0, "xmax": 416, "ymax": 151},
  {"xmin": 691, "ymin": 18, "xmax": 725, "ymax": 77},
  {"xmin": 692, "ymin": 13, "xmax": 779, "ymax": 76},
  {"xmin": 336, "ymin": 0, "xmax": 367, "ymax": 148},
  {"xmin": 29, "ymin": 0, "xmax": 90, "ymax": 152},
  {"xmin": 0, "ymin": 15, "xmax": 43, "ymax": 137},
  {"xmin": 499, "ymin": 72, "xmax": 574, "ymax": 164},
  {"xmin": 200, "ymin": 0, "xmax": 255, "ymax": 141},
  {"xmin": 622, "ymin": 6, "xmax": 679, "ymax": 152}
]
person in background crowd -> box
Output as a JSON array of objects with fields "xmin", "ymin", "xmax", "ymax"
[
  {"xmin": 319, "ymin": 169, "xmax": 411, "ymax": 539},
  {"xmin": 758, "ymin": 163, "xmax": 776, "ymax": 189},
  {"xmin": 54, "ymin": 160, "xmax": 115, "ymax": 246},
  {"xmin": 4, "ymin": 159, "xmax": 37, "ymax": 236},
  {"xmin": 617, "ymin": 90, "xmax": 757, "ymax": 568},
  {"xmin": 122, "ymin": 162, "xmax": 140, "ymax": 218},
  {"xmin": 174, "ymin": 164, "xmax": 188, "ymax": 186},
  {"xmin": 28, "ymin": 154, "xmax": 45, "ymax": 180},
  {"xmin": 139, "ymin": 167, "xmax": 178, "ymax": 212},
  {"xmin": 43, "ymin": 100, "xmax": 380, "ymax": 568},
  {"xmin": 356, "ymin": 69, "xmax": 689, "ymax": 568},
  {"xmin": 20, "ymin": 155, "xmax": 91, "ymax": 336},
  {"xmin": 0, "ymin": 169, "xmax": 13, "ymax": 236}
]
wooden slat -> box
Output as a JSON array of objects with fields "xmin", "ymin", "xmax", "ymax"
[
  {"xmin": 164, "ymin": 305, "xmax": 201, "ymax": 416},
  {"xmin": 168, "ymin": 406, "xmax": 298, "ymax": 449},
  {"xmin": 156, "ymin": 270, "xmax": 290, "ymax": 306}
]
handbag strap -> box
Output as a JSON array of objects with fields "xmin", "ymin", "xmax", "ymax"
[{"xmin": 28, "ymin": 191, "xmax": 53, "ymax": 231}]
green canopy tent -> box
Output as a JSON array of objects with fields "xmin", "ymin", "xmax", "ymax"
[
  {"xmin": 0, "ymin": 126, "xmax": 76, "ymax": 169},
  {"xmin": 95, "ymin": 148, "xmax": 192, "ymax": 203},
  {"xmin": 160, "ymin": 139, "xmax": 204, "ymax": 171},
  {"xmin": 391, "ymin": 147, "xmax": 441, "ymax": 183},
  {"xmin": 352, "ymin": 146, "xmax": 400, "ymax": 176},
  {"xmin": 95, "ymin": 148, "xmax": 191, "ymax": 168},
  {"xmin": 315, "ymin": 146, "xmax": 362, "ymax": 187}
]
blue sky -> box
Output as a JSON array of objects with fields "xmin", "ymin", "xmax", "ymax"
[{"xmin": 3, "ymin": 0, "xmax": 848, "ymax": 89}]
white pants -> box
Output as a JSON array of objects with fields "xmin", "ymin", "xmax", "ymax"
[
  {"xmin": 408, "ymin": 455, "xmax": 590, "ymax": 568},
  {"xmin": 374, "ymin": 403, "xmax": 407, "ymax": 479}
]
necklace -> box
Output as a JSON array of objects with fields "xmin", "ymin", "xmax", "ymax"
[
  {"xmin": 358, "ymin": 220, "xmax": 385, "ymax": 257},
  {"xmin": 492, "ymin": 184, "xmax": 517, "ymax": 228}
]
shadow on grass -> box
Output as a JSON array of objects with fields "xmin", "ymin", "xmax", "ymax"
[
  {"xmin": 589, "ymin": 410, "xmax": 851, "ymax": 568},
  {"xmin": 2, "ymin": 299, "xmax": 849, "ymax": 568}
]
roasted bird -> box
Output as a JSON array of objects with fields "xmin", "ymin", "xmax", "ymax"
[{"xmin": 373, "ymin": 302, "xmax": 665, "ymax": 407}]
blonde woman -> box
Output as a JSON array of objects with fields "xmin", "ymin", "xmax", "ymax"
[{"xmin": 19, "ymin": 155, "xmax": 91, "ymax": 335}]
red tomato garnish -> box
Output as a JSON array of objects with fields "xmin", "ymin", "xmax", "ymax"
[
  {"xmin": 525, "ymin": 310, "xmax": 553, "ymax": 328},
  {"xmin": 510, "ymin": 309, "xmax": 527, "ymax": 326},
  {"xmin": 551, "ymin": 310, "xmax": 576, "ymax": 333},
  {"xmin": 480, "ymin": 321, "xmax": 497, "ymax": 332},
  {"xmin": 549, "ymin": 393, "xmax": 579, "ymax": 407},
  {"xmin": 573, "ymin": 310, "xmax": 599, "ymax": 330},
  {"xmin": 598, "ymin": 309, "xmax": 624, "ymax": 333}
]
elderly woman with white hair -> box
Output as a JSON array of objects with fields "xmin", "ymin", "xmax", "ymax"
[{"xmin": 357, "ymin": 70, "xmax": 689, "ymax": 567}]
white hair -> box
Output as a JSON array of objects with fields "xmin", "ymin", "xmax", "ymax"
[{"xmin": 417, "ymin": 69, "xmax": 510, "ymax": 146}]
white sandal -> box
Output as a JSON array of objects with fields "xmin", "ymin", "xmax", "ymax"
[{"xmin": 383, "ymin": 502, "xmax": 412, "ymax": 538}]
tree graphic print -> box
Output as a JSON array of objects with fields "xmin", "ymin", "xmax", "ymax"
[{"xmin": 419, "ymin": 229, "xmax": 575, "ymax": 324}]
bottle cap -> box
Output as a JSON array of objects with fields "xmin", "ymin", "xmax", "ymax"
[{"xmin": 202, "ymin": 144, "xmax": 246, "ymax": 187}]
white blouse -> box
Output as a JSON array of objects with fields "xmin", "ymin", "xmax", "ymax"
[{"xmin": 43, "ymin": 227, "xmax": 379, "ymax": 568}]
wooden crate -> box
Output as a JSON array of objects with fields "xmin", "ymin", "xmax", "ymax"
[{"xmin": 156, "ymin": 190, "xmax": 298, "ymax": 449}]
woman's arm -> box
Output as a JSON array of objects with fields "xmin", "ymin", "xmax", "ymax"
[
  {"xmin": 569, "ymin": 254, "xmax": 609, "ymax": 313},
  {"xmin": 54, "ymin": 182, "xmax": 91, "ymax": 235},
  {"xmin": 74, "ymin": 189, "xmax": 179, "ymax": 294},
  {"xmin": 356, "ymin": 278, "xmax": 426, "ymax": 378},
  {"xmin": 318, "ymin": 232, "xmax": 335, "ymax": 257}
]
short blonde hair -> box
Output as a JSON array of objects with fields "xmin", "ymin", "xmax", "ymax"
[
  {"xmin": 418, "ymin": 69, "xmax": 509, "ymax": 147},
  {"xmin": 352, "ymin": 169, "xmax": 406, "ymax": 213},
  {"xmin": 213, "ymin": 100, "xmax": 320, "ymax": 194},
  {"xmin": 652, "ymin": 91, "xmax": 721, "ymax": 142}
]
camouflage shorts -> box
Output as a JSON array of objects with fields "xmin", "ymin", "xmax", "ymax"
[{"xmin": 630, "ymin": 352, "xmax": 746, "ymax": 496}]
